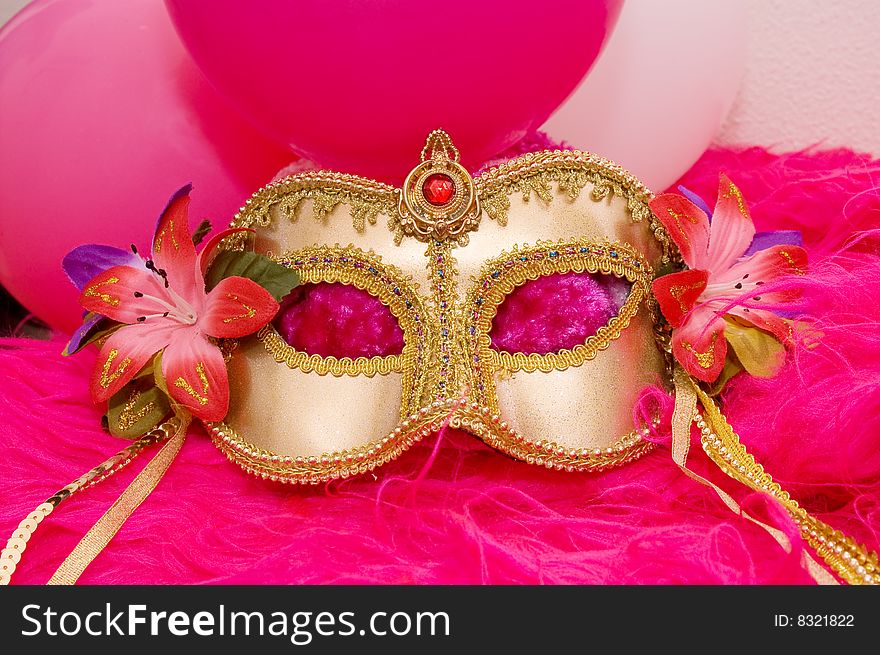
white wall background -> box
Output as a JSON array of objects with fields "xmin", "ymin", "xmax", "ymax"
[
  {"xmin": 717, "ymin": 0, "xmax": 880, "ymax": 154},
  {"xmin": 1, "ymin": 0, "xmax": 878, "ymax": 155}
]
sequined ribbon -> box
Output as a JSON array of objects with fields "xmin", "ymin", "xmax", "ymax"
[
  {"xmin": 0, "ymin": 418, "xmax": 187, "ymax": 586},
  {"xmin": 672, "ymin": 365, "xmax": 879, "ymax": 585},
  {"xmin": 47, "ymin": 418, "xmax": 188, "ymax": 585}
]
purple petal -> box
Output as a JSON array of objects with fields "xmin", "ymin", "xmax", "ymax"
[
  {"xmin": 152, "ymin": 183, "xmax": 193, "ymax": 253},
  {"xmin": 744, "ymin": 230, "xmax": 804, "ymax": 257},
  {"xmin": 677, "ymin": 185, "xmax": 713, "ymax": 219},
  {"xmin": 63, "ymin": 312, "xmax": 106, "ymax": 356},
  {"xmin": 62, "ymin": 244, "xmax": 143, "ymax": 290}
]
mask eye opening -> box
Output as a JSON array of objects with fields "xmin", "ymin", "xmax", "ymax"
[
  {"xmin": 274, "ymin": 281, "xmax": 405, "ymax": 359},
  {"xmin": 488, "ymin": 270, "xmax": 632, "ymax": 356},
  {"xmin": 466, "ymin": 240, "xmax": 654, "ymax": 377},
  {"xmin": 255, "ymin": 247, "xmax": 430, "ymax": 392}
]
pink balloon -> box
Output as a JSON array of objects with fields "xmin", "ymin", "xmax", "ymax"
[
  {"xmin": 542, "ymin": 0, "xmax": 746, "ymax": 190},
  {"xmin": 0, "ymin": 0, "xmax": 294, "ymax": 333},
  {"xmin": 164, "ymin": 0, "xmax": 623, "ymax": 182}
]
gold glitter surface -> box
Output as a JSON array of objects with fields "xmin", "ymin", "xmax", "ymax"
[{"xmin": 224, "ymin": 338, "xmax": 405, "ymax": 458}]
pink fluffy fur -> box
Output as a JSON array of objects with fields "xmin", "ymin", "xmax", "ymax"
[
  {"xmin": 275, "ymin": 282, "xmax": 405, "ymax": 358},
  {"xmin": 490, "ymin": 272, "xmax": 625, "ymax": 354},
  {"xmin": 1, "ymin": 143, "xmax": 879, "ymax": 584}
]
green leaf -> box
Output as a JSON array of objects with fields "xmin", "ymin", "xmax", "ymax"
[
  {"xmin": 205, "ymin": 250, "xmax": 301, "ymax": 301},
  {"xmin": 153, "ymin": 351, "xmax": 169, "ymax": 395},
  {"xmin": 723, "ymin": 317, "xmax": 786, "ymax": 379},
  {"xmin": 654, "ymin": 261, "xmax": 681, "ymax": 279},
  {"xmin": 105, "ymin": 380, "xmax": 171, "ymax": 439},
  {"xmin": 191, "ymin": 220, "xmax": 213, "ymax": 246}
]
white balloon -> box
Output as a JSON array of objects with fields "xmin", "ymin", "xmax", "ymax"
[{"xmin": 542, "ymin": 0, "xmax": 746, "ymax": 190}]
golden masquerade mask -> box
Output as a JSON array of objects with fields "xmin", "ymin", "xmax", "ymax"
[
  {"xmin": 2, "ymin": 131, "xmax": 878, "ymax": 586},
  {"xmin": 214, "ymin": 129, "xmax": 671, "ymax": 482}
]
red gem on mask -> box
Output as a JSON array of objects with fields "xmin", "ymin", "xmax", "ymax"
[{"xmin": 422, "ymin": 173, "xmax": 455, "ymax": 206}]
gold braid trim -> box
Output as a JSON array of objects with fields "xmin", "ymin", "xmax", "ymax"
[
  {"xmin": 231, "ymin": 149, "xmax": 673, "ymax": 260},
  {"xmin": 260, "ymin": 327, "xmax": 403, "ymax": 377},
  {"xmin": 260, "ymin": 245, "xmax": 433, "ymax": 416},
  {"xmin": 475, "ymin": 149, "xmax": 674, "ymax": 264},
  {"xmin": 231, "ymin": 171, "xmax": 401, "ymax": 241},
  {"xmin": 694, "ymin": 384, "xmax": 879, "ymax": 585},
  {"xmin": 470, "ymin": 240, "xmax": 652, "ymax": 377},
  {"xmin": 465, "ymin": 239, "xmax": 655, "ymax": 414}
]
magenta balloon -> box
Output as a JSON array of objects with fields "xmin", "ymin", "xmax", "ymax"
[
  {"xmin": 164, "ymin": 0, "xmax": 622, "ymax": 181},
  {"xmin": 0, "ymin": 0, "xmax": 293, "ymax": 333}
]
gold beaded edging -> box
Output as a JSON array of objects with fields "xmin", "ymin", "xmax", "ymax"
[
  {"xmin": 209, "ymin": 404, "xmax": 453, "ymax": 485},
  {"xmin": 695, "ymin": 390, "xmax": 879, "ymax": 585},
  {"xmin": 0, "ymin": 419, "xmax": 179, "ymax": 586},
  {"xmin": 452, "ymin": 407, "xmax": 657, "ymax": 473},
  {"xmin": 209, "ymin": 398, "xmax": 655, "ymax": 484}
]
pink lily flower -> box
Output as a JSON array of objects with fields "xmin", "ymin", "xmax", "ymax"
[
  {"xmin": 77, "ymin": 186, "xmax": 278, "ymax": 421},
  {"xmin": 650, "ymin": 175, "xmax": 808, "ymax": 382}
]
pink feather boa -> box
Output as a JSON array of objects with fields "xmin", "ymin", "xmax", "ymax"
[{"xmin": 1, "ymin": 144, "xmax": 879, "ymax": 584}]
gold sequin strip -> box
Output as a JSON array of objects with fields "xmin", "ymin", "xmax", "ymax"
[
  {"xmin": 695, "ymin": 388, "xmax": 879, "ymax": 585},
  {"xmin": 0, "ymin": 419, "xmax": 179, "ymax": 585},
  {"xmin": 466, "ymin": 239, "xmax": 653, "ymax": 413}
]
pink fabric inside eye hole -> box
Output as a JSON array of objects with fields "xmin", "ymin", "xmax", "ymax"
[
  {"xmin": 490, "ymin": 272, "xmax": 629, "ymax": 354},
  {"xmin": 274, "ymin": 282, "xmax": 405, "ymax": 358}
]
